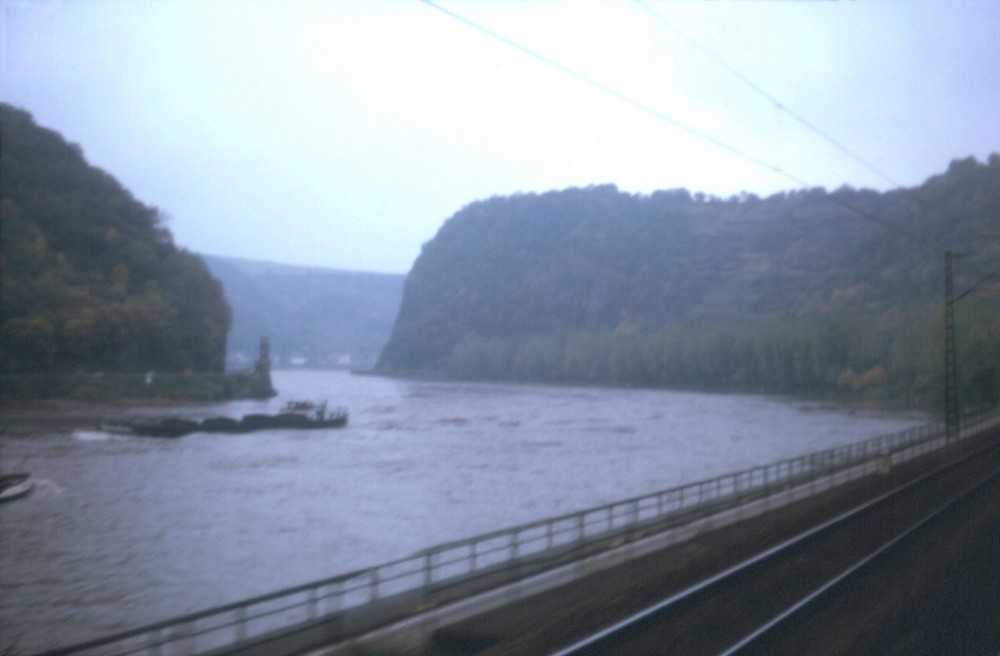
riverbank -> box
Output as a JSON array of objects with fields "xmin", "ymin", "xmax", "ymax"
[
  {"xmin": 0, "ymin": 370, "xmax": 275, "ymax": 405},
  {"xmin": 0, "ymin": 398, "xmax": 193, "ymax": 437}
]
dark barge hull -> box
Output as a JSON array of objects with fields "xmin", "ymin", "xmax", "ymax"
[{"xmin": 110, "ymin": 411, "xmax": 348, "ymax": 438}]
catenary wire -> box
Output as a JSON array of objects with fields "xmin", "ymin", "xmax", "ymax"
[
  {"xmin": 419, "ymin": 0, "xmax": 794, "ymax": 186},
  {"xmin": 419, "ymin": 0, "xmax": 943, "ymax": 255},
  {"xmin": 635, "ymin": 0, "xmax": 1000, "ymax": 265},
  {"xmin": 633, "ymin": 0, "xmax": 907, "ymax": 190},
  {"xmin": 955, "ymin": 261, "xmax": 1000, "ymax": 302}
]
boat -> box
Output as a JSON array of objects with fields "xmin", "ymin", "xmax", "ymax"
[
  {"xmin": 132, "ymin": 418, "xmax": 201, "ymax": 438},
  {"xmin": 284, "ymin": 400, "xmax": 317, "ymax": 412},
  {"xmin": 102, "ymin": 403, "xmax": 348, "ymax": 438},
  {"xmin": 100, "ymin": 418, "xmax": 198, "ymax": 438},
  {"xmin": 0, "ymin": 473, "xmax": 33, "ymax": 503}
]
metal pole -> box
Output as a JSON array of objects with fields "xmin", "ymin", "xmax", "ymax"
[{"xmin": 944, "ymin": 251, "xmax": 960, "ymax": 441}]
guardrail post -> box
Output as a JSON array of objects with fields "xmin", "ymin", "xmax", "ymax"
[
  {"xmin": 424, "ymin": 552, "xmax": 433, "ymax": 587},
  {"xmin": 878, "ymin": 447, "xmax": 892, "ymax": 475},
  {"xmin": 235, "ymin": 606, "xmax": 247, "ymax": 643},
  {"xmin": 370, "ymin": 569, "xmax": 380, "ymax": 602},
  {"xmin": 764, "ymin": 466, "xmax": 771, "ymax": 509},
  {"xmin": 577, "ymin": 512, "xmax": 585, "ymax": 542},
  {"xmin": 148, "ymin": 628, "xmax": 163, "ymax": 656},
  {"xmin": 330, "ymin": 581, "xmax": 343, "ymax": 615},
  {"xmin": 171, "ymin": 621, "xmax": 194, "ymax": 655},
  {"xmin": 308, "ymin": 586, "xmax": 318, "ymax": 621}
]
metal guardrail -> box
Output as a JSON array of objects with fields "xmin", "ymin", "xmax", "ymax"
[{"xmin": 38, "ymin": 408, "xmax": 1000, "ymax": 656}]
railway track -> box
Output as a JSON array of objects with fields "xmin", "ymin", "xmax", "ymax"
[{"xmin": 547, "ymin": 439, "xmax": 1000, "ymax": 656}]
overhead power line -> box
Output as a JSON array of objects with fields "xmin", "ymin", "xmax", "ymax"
[
  {"xmin": 955, "ymin": 261, "xmax": 1000, "ymax": 303},
  {"xmin": 419, "ymin": 0, "xmax": 794, "ymax": 186},
  {"xmin": 634, "ymin": 0, "xmax": 1000, "ymax": 267},
  {"xmin": 419, "ymin": 0, "xmax": 942, "ymax": 254},
  {"xmin": 633, "ymin": 0, "xmax": 907, "ymax": 191}
]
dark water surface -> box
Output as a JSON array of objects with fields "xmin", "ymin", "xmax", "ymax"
[{"xmin": 0, "ymin": 370, "xmax": 922, "ymax": 653}]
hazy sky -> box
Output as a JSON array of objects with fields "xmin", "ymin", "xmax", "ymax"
[{"xmin": 3, "ymin": 1, "xmax": 999, "ymax": 273}]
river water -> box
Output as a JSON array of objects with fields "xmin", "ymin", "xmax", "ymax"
[{"xmin": 0, "ymin": 370, "xmax": 923, "ymax": 653}]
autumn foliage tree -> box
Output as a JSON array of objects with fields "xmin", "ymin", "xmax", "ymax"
[
  {"xmin": 379, "ymin": 159, "xmax": 1000, "ymax": 410},
  {"xmin": 1, "ymin": 103, "xmax": 231, "ymax": 374}
]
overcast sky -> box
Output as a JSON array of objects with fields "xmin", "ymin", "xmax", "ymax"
[{"xmin": 3, "ymin": 0, "xmax": 999, "ymax": 273}]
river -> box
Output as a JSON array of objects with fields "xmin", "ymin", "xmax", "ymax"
[{"xmin": 0, "ymin": 369, "xmax": 924, "ymax": 653}]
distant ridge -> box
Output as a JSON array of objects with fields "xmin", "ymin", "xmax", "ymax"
[
  {"xmin": 201, "ymin": 254, "xmax": 404, "ymax": 370},
  {"xmin": 201, "ymin": 255, "xmax": 403, "ymax": 279}
]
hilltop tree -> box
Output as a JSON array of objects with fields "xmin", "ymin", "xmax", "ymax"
[{"xmin": 1, "ymin": 103, "xmax": 231, "ymax": 374}]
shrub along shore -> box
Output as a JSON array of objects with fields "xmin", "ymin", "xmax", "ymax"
[{"xmin": 0, "ymin": 370, "xmax": 275, "ymax": 403}]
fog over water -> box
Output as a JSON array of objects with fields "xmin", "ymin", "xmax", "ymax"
[{"xmin": 0, "ymin": 370, "xmax": 924, "ymax": 652}]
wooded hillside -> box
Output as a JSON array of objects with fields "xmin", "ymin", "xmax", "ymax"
[
  {"xmin": 378, "ymin": 157, "xmax": 1000, "ymax": 409},
  {"xmin": 1, "ymin": 104, "xmax": 231, "ymax": 374}
]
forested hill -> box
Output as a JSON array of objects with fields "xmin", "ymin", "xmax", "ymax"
[
  {"xmin": 378, "ymin": 157, "xmax": 1000, "ymax": 408},
  {"xmin": 201, "ymin": 255, "xmax": 403, "ymax": 370},
  {"xmin": 1, "ymin": 103, "xmax": 231, "ymax": 374}
]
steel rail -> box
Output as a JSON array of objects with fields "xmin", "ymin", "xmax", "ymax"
[
  {"xmin": 718, "ymin": 463, "xmax": 1000, "ymax": 655},
  {"xmin": 549, "ymin": 438, "xmax": 1000, "ymax": 656}
]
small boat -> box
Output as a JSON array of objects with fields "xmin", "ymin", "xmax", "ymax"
[
  {"xmin": 231, "ymin": 409, "xmax": 348, "ymax": 432},
  {"xmin": 284, "ymin": 400, "xmax": 317, "ymax": 412},
  {"xmin": 205, "ymin": 402, "xmax": 348, "ymax": 433},
  {"xmin": 0, "ymin": 473, "xmax": 33, "ymax": 503}
]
